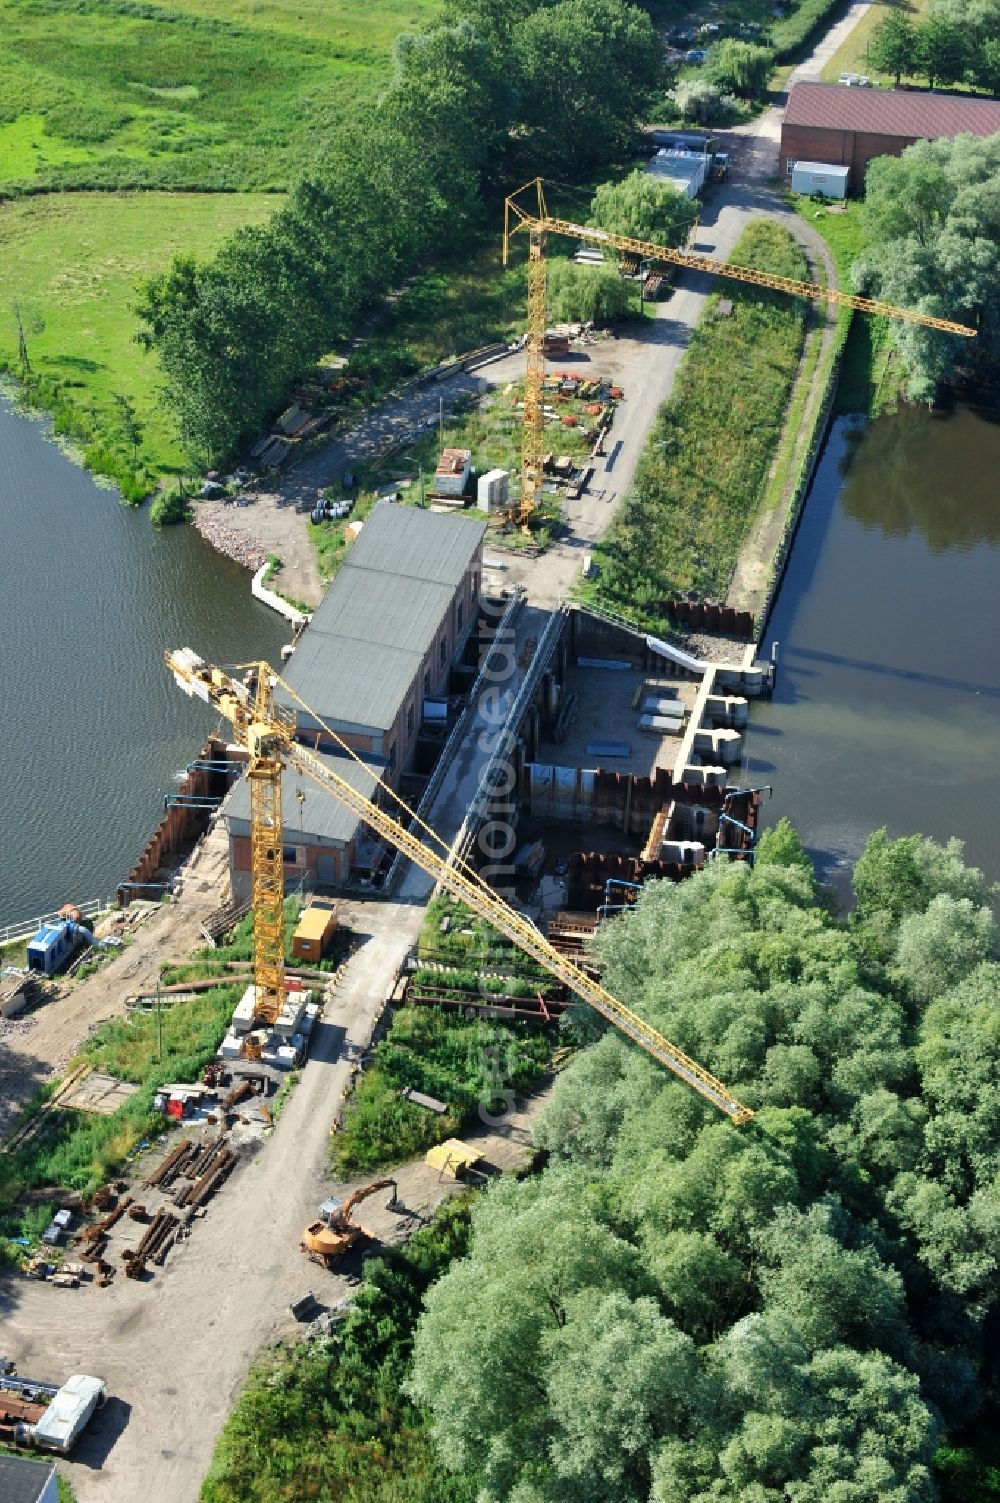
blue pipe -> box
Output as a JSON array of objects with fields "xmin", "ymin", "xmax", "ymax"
[{"xmin": 719, "ymin": 811, "xmax": 754, "ymax": 838}]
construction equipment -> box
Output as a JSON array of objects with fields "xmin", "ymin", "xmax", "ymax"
[
  {"xmin": 301, "ymin": 1178, "xmax": 399, "ymax": 1268},
  {"xmin": 166, "ymin": 651, "xmax": 754, "ymax": 1123},
  {"xmin": 502, "ymin": 177, "xmax": 977, "ymax": 524}
]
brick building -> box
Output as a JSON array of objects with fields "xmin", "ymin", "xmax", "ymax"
[
  {"xmin": 226, "ymin": 502, "xmax": 486, "ymax": 894},
  {"xmin": 780, "ymin": 83, "xmax": 1000, "ymax": 193}
]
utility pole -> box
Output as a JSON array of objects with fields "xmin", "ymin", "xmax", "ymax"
[{"xmin": 156, "ymin": 977, "xmax": 163, "ymax": 1062}]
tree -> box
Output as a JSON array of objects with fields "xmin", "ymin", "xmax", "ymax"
[
  {"xmin": 915, "ymin": 14, "xmax": 969, "ymax": 87},
  {"xmin": 590, "ymin": 170, "xmax": 699, "ymax": 249},
  {"xmin": 756, "ymin": 817, "xmax": 816, "ymax": 878},
  {"xmin": 894, "ymin": 893, "xmax": 998, "ymax": 1004},
  {"xmin": 929, "ymin": 0, "xmax": 1000, "ymax": 41},
  {"xmin": 510, "ymin": 0, "xmax": 664, "ymax": 172},
  {"xmin": 868, "ymin": 11, "xmax": 918, "ymax": 84},
  {"xmin": 408, "ymin": 829, "xmax": 997, "ymax": 1503},
  {"xmin": 547, "ymin": 260, "xmax": 629, "ymax": 323},
  {"xmin": 672, "ymin": 78, "xmax": 722, "ymax": 123},
  {"xmin": 112, "ymin": 392, "xmax": 144, "ymax": 464},
  {"xmin": 707, "ymin": 38, "xmax": 775, "ymax": 97},
  {"xmin": 969, "ymin": 33, "xmax": 1000, "ymax": 88}
]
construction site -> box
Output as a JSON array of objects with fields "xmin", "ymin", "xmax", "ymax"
[{"xmin": 0, "ymin": 146, "xmax": 978, "ymax": 1503}]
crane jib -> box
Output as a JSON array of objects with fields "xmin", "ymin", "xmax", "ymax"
[{"xmin": 164, "ymin": 650, "xmax": 755, "ymax": 1124}]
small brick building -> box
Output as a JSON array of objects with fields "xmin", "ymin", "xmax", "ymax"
[
  {"xmin": 225, "ymin": 502, "xmax": 486, "ymax": 896},
  {"xmin": 780, "ymin": 83, "xmax": 1000, "ymax": 193}
]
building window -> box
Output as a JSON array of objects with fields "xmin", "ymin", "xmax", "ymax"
[
  {"xmin": 387, "ymin": 740, "xmax": 396, "ymax": 772},
  {"xmin": 439, "ymin": 635, "xmax": 447, "ymax": 668},
  {"xmin": 406, "ymin": 701, "xmax": 415, "ymax": 737},
  {"xmin": 472, "ymin": 570, "xmax": 479, "ymax": 597},
  {"xmin": 283, "ymin": 844, "xmax": 305, "ymax": 867},
  {"xmin": 456, "ymin": 600, "xmax": 464, "ymax": 633},
  {"xmin": 424, "ymin": 669, "xmax": 431, "ymax": 696}
]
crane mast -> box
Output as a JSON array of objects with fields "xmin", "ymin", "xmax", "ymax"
[
  {"xmin": 502, "ymin": 177, "xmax": 977, "ymax": 524},
  {"xmin": 166, "ymin": 650, "xmax": 755, "ymax": 1125}
]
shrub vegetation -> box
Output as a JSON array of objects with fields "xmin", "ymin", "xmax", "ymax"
[
  {"xmin": 408, "ymin": 823, "xmax": 1000, "ymax": 1503},
  {"xmin": 333, "ymin": 1006, "xmax": 550, "ymax": 1175},
  {"xmin": 589, "ymin": 220, "xmax": 807, "ymax": 624},
  {"xmin": 201, "ymin": 1197, "xmax": 477, "ymax": 1503}
]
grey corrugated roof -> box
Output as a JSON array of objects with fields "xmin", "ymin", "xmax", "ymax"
[
  {"xmin": 337, "ymin": 501, "xmax": 486, "ymax": 590},
  {"xmin": 784, "ymin": 82, "xmax": 1000, "ymax": 139},
  {"xmin": 0, "ymin": 1456, "xmax": 57, "ymax": 1503},
  {"xmin": 225, "ymin": 751, "xmax": 380, "ymax": 847},
  {"xmin": 278, "ymin": 503, "xmax": 485, "ymax": 733}
]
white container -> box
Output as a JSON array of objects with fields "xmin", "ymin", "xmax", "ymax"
[{"xmin": 790, "ymin": 160, "xmax": 848, "ymax": 198}]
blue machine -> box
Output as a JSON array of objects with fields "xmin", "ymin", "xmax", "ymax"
[{"xmin": 26, "ymin": 921, "xmax": 88, "ymax": 977}]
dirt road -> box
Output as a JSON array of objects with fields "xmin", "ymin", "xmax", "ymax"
[
  {"xmin": 0, "ymin": 825, "xmax": 233, "ymax": 1136},
  {"xmin": 2, "ymin": 891, "xmax": 547, "ymax": 1503},
  {"xmin": 212, "ymin": 47, "xmax": 848, "ymax": 616}
]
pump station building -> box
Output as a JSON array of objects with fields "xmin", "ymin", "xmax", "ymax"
[
  {"xmin": 226, "ymin": 503, "xmax": 485, "ymax": 895},
  {"xmin": 780, "ymin": 82, "xmax": 1000, "ymax": 193}
]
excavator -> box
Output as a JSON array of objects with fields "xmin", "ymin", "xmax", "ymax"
[{"xmin": 301, "ymin": 1178, "xmax": 399, "ymax": 1268}]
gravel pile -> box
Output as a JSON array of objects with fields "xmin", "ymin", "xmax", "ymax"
[{"xmin": 192, "ymin": 514, "xmax": 267, "ymax": 571}]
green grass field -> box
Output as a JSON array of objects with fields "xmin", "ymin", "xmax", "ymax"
[
  {"xmin": 820, "ymin": 0, "xmax": 930, "ymax": 84},
  {"xmin": 0, "ymin": 0, "xmax": 438, "ymax": 193},
  {"xmin": 0, "ymin": 0, "xmax": 435, "ymax": 488},
  {"xmin": 0, "ymin": 191, "xmax": 280, "ymax": 472}
]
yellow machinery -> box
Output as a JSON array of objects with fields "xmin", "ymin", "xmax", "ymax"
[
  {"xmin": 502, "ymin": 177, "xmax": 978, "ymax": 525},
  {"xmin": 301, "ymin": 1177, "xmax": 399, "ymax": 1268},
  {"xmin": 166, "ymin": 649, "xmax": 754, "ymax": 1124}
]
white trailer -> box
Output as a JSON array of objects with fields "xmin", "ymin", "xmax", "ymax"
[{"xmin": 790, "ymin": 160, "xmax": 849, "ymax": 198}]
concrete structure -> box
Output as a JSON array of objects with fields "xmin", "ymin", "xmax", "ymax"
[
  {"xmin": 433, "ymin": 447, "xmax": 472, "ymax": 499},
  {"xmin": 0, "ymin": 1456, "xmax": 59, "ymax": 1503},
  {"xmin": 780, "ymin": 82, "xmax": 1000, "ymax": 192},
  {"xmin": 790, "ymin": 160, "xmax": 848, "ymax": 197},
  {"xmin": 477, "ymin": 467, "xmax": 509, "ymax": 513},
  {"xmin": 645, "ymin": 148, "xmax": 708, "ymax": 198},
  {"xmin": 225, "ymin": 503, "xmax": 485, "ymax": 895}
]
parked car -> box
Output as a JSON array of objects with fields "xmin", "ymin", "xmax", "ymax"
[
  {"xmin": 838, "ymin": 71, "xmax": 872, "ymax": 86},
  {"xmin": 685, "ymin": 48, "xmax": 706, "ymax": 62}
]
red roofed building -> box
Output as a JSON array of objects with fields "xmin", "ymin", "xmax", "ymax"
[{"xmin": 780, "ymin": 82, "xmax": 1000, "ymax": 192}]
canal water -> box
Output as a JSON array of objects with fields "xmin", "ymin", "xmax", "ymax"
[
  {"xmin": 0, "ymin": 393, "xmax": 288, "ymax": 925},
  {"xmin": 748, "ymin": 404, "xmax": 1000, "ymax": 890}
]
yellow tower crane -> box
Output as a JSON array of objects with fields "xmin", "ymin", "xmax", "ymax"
[
  {"xmin": 166, "ymin": 649, "xmax": 754, "ymax": 1125},
  {"xmin": 502, "ymin": 177, "xmax": 977, "ymax": 525}
]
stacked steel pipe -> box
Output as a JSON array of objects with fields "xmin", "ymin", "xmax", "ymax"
[{"xmin": 122, "ymin": 1209, "xmax": 179, "ymax": 1279}]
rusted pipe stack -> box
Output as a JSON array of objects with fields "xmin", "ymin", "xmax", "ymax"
[
  {"xmin": 174, "ymin": 1138, "xmax": 235, "ymax": 1209},
  {"xmin": 143, "ymin": 1138, "xmax": 195, "ymax": 1190},
  {"xmin": 122, "ymin": 1209, "xmax": 179, "ymax": 1279}
]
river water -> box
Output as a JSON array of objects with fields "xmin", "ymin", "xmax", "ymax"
[
  {"xmin": 0, "ymin": 393, "xmax": 288, "ymax": 925},
  {"xmin": 748, "ymin": 404, "xmax": 1000, "ymax": 889}
]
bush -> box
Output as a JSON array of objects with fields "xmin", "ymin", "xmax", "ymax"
[
  {"xmin": 201, "ymin": 1198, "xmax": 477, "ymax": 1503},
  {"xmin": 150, "ymin": 487, "xmax": 192, "ymax": 526},
  {"xmin": 591, "ymin": 221, "xmax": 808, "ymax": 623},
  {"xmin": 672, "ymin": 79, "xmax": 722, "ymax": 123},
  {"xmin": 333, "ymin": 1006, "xmax": 550, "ymax": 1175},
  {"xmin": 771, "ymin": 0, "xmax": 843, "ymax": 60}
]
